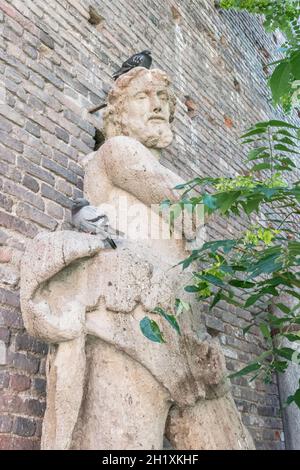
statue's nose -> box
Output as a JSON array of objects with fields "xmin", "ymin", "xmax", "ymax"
[{"xmin": 151, "ymin": 95, "xmax": 162, "ymax": 112}]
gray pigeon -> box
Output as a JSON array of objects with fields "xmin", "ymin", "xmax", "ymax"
[
  {"xmin": 113, "ymin": 50, "xmax": 152, "ymax": 80},
  {"xmin": 71, "ymin": 198, "xmax": 122, "ymax": 249}
]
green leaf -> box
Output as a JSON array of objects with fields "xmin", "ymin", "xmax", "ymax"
[
  {"xmin": 201, "ymin": 239, "xmax": 237, "ymax": 254},
  {"xmin": 269, "ymin": 62, "xmax": 291, "ymax": 104},
  {"xmin": 244, "ymin": 293, "xmax": 262, "ymax": 308},
  {"xmin": 266, "ymin": 120, "xmax": 299, "ymax": 129},
  {"xmin": 209, "ymin": 290, "xmax": 222, "ymax": 310},
  {"xmin": 153, "ymin": 307, "xmax": 181, "ymax": 335},
  {"xmin": 247, "ymin": 147, "xmax": 268, "ymax": 161},
  {"xmin": 274, "ymin": 143, "xmax": 299, "ymax": 154},
  {"xmin": 240, "ymin": 128, "xmax": 267, "ymax": 138},
  {"xmin": 274, "ymin": 347, "xmax": 295, "ymax": 361},
  {"xmin": 195, "ymin": 273, "xmax": 225, "ymax": 287},
  {"xmin": 140, "ymin": 317, "xmax": 165, "ymax": 343},
  {"xmin": 259, "ymin": 323, "xmax": 271, "ymax": 339},
  {"xmin": 291, "ymin": 51, "xmax": 300, "ymax": 80},
  {"xmin": 249, "ymin": 252, "xmax": 283, "ymax": 278},
  {"xmin": 184, "ymin": 285, "xmax": 199, "ymax": 293},
  {"xmin": 228, "ymin": 280, "xmax": 256, "ymax": 288},
  {"xmin": 275, "ymin": 303, "xmax": 291, "ymax": 314},
  {"xmin": 243, "ymin": 197, "xmax": 262, "ymax": 215},
  {"xmin": 251, "ymin": 162, "xmax": 272, "ymax": 172},
  {"xmin": 229, "ymin": 362, "xmax": 261, "ymax": 379},
  {"xmin": 283, "ymin": 333, "xmax": 300, "ymax": 342},
  {"xmin": 219, "ymin": 191, "xmax": 241, "ymax": 214},
  {"xmin": 274, "ymin": 136, "xmax": 298, "ymax": 147}
]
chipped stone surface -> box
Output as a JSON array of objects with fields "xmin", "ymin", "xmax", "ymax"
[{"xmin": 20, "ymin": 68, "xmax": 254, "ymax": 450}]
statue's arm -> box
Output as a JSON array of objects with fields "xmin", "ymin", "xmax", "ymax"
[
  {"xmin": 103, "ymin": 136, "xmax": 183, "ymax": 206},
  {"xmin": 20, "ymin": 231, "xmax": 105, "ymax": 343}
]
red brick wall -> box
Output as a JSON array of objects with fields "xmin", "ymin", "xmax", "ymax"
[{"xmin": 0, "ymin": 0, "xmax": 293, "ymax": 449}]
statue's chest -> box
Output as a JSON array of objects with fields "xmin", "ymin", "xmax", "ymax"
[{"xmin": 86, "ymin": 243, "xmax": 188, "ymax": 313}]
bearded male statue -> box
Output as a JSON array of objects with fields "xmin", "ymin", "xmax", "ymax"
[{"xmin": 20, "ymin": 67, "xmax": 254, "ymax": 450}]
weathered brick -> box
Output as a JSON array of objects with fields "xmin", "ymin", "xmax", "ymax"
[
  {"xmin": 0, "ymin": 104, "xmax": 25, "ymax": 127},
  {"xmin": 22, "ymin": 43, "xmax": 38, "ymax": 60},
  {"xmin": 0, "ymin": 265, "xmax": 19, "ymax": 287},
  {"xmin": 56, "ymin": 178, "xmax": 73, "ymax": 196},
  {"xmin": 0, "ymin": 192, "xmax": 13, "ymax": 212},
  {"xmin": 33, "ymin": 378, "xmax": 46, "ymax": 397},
  {"xmin": 29, "ymin": 71, "xmax": 45, "ymax": 89},
  {"xmin": 41, "ymin": 183, "xmax": 72, "ymax": 208},
  {"xmin": 42, "ymin": 157, "xmax": 77, "ymax": 184},
  {"xmin": 0, "ymin": 211, "xmax": 37, "ymax": 238},
  {"xmin": 27, "ymin": 95, "xmax": 45, "ymax": 113},
  {"xmin": 15, "ymin": 332, "xmax": 48, "ymax": 355},
  {"xmin": 12, "ymin": 353, "xmax": 40, "ymax": 375},
  {"xmin": 10, "ymin": 374, "xmax": 31, "ymax": 392},
  {"xmin": 0, "ymin": 117, "xmax": 13, "ymax": 133},
  {"xmin": 0, "ymin": 230, "xmax": 9, "ymax": 245},
  {"xmin": 28, "ymin": 59, "xmax": 64, "ymax": 90},
  {"xmin": 23, "ymin": 145, "xmax": 42, "ymax": 164},
  {"xmin": 0, "ymin": 130, "xmax": 23, "ymax": 153},
  {"xmin": 0, "ymin": 415, "xmax": 13, "ymax": 433},
  {"xmin": 17, "ymin": 156, "xmax": 55, "ymax": 186},
  {"xmin": 68, "ymin": 160, "xmax": 84, "ymax": 178},
  {"xmin": 63, "ymin": 108, "xmax": 94, "ymax": 134},
  {"xmin": 12, "ymin": 436, "xmax": 40, "ymax": 450},
  {"xmin": 22, "ymin": 175, "xmax": 39, "ymax": 193},
  {"xmin": 0, "ymin": 144, "xmax": 16, "ymax": 164},
  {"xmin": 55, "ymin": 125, "xmax": 69, "ymax": 143},
  {"xmin": 0, "ymin": 435, "xmax": 14, "ymax": 450},
  {"xmin": 4, "ymin": 179, "xmax": 44, "ymax": 210},
  {"xmin": 0, "ymin": 340, "xmax": 7, "ymax": 365},
  {"xmin": 0, "ymin": 372, "xmax": 9, "ymax": 390},
  {"xmin": 25, "ymin": 120, "xmax": 41, "ymax": 138},
  {"xmin": 14, "ymin": 417, "xmax": 36, "ymax": 437},
  {"xmin": 0, "ymin": 307, "xmax": 23, "ymax": 329},
  {"xmin": 5, "ymin": 67, "xmax": 22, "ymax": 85},
  {"xmin": 16, "ymin": 202, "xmax": 58, "ymax": 230},
  {"xmin": 39, "ymin": 31, "xmax": 54, "ymax": 50},
  {"xmin": 0, "ymin": 247, "xmax": 12, "ymax": 264},
  {"xmin": 0, "ymin": 287, "xmax": 20, "ymax": 308},
  {"xmin": 46, "ymin": 200, "xmax": 64, "ymax": 220},
  {"xmin": 23, "ymin": 399, "xmax": 46, "ymax": 418}
]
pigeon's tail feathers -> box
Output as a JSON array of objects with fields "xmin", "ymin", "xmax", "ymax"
[
  {"xmin": 107, "ymin": 238, "xmax": 117, "ymax": 249},
  {"xmin": 113, "ymin": 66, "xmax": 131, "ymax": 80}
]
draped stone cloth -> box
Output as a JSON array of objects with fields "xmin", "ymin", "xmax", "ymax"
[{"xmin": 20, "ymin": 68, "xmax": 254, "ymax": 450}]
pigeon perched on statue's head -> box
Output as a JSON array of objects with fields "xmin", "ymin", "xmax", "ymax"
[
  {"xmin": 71, "ymin": 197, "xmax": 123, "ymax": 249},
  {"xmin": 113, "ymin": 50, "xmax": 152, "ymax": 80}
]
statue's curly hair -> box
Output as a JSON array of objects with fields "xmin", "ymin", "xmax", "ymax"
[{"xmin": 103, "ymin": 67, "xmax": 176, "ymax": 139}]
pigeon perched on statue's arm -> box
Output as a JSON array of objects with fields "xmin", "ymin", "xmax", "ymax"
[
  {"xmin": 71, "ymin": 198, "xmax": 123, "ymax": 249},
  {"xmin": 113, "ymin": 50, "xmax": 152, "ymax": 80}
]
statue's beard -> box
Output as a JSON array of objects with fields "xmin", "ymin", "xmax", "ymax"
[{"xmin": 121, "ymin": 120, "xmax": 173, "ymax": 149}]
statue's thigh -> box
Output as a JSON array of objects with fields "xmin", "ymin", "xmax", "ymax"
[
  {"xmin": 166, "ymin": 395, "xmax": 255, "ymax": 450},
  {"xmin": 74, "ymin": 338, "xmax": 170, "ymax": 450}
]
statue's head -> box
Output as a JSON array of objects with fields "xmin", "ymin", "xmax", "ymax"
[{"xmin": 103, "ymin": 67, "xmax": 176, "ymax": 148}]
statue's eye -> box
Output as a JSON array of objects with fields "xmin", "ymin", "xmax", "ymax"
[
  {"xmin": 136, "ymin": 93, "xmax": 147, "ymax": 100},
  {"xmin": 158, "ymin": 92, "xmax": 168, "ymax": 101}
]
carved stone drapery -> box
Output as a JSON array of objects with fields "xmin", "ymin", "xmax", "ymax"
[{"xmin": 20, "ymin": 68, "xmax": 254, "ymax": 450}]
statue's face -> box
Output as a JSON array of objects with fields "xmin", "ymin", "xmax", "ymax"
[{"xmin": 120, "ymin": 74, "xmax": 173, "ymax": 148}]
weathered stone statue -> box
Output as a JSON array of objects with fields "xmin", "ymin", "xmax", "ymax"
[{"xmin": 20, "ymin": 67, "xmax": 254, "ymax": 450}]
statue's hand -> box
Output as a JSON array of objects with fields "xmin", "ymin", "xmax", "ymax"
[{"xmin": 20, "ymin": 231, "xmax": 105, "ymax": 343}]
